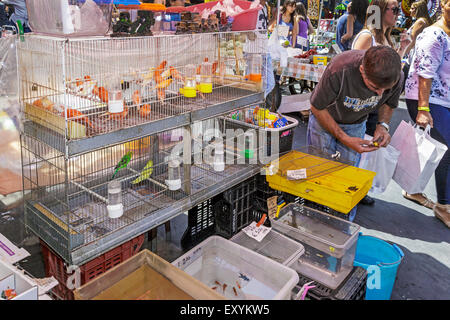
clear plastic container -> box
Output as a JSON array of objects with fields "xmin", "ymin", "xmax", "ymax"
[
  {"xmin": 108, "ymin": 78, "xmax": 124, "ymax": 113},
  {"xmin": 183, "ymin": 64, "xmax": 197, "ymax": 98},
  {"xmin": 172, "ymin": 236, "xmax": 299, "ymax": 300},
  {"xmin": 166, "ymin": 159, "xmax": 181, "ymax": 191},
  {"xmin": 107, "ymin": 180, "xmax": 123, "ymax": 218},
  {"xmin": 230, "ymin": 230, "xmax": 305, "ymax": 268},
  {"xmin": 248, "ymin": 54, "xmax": 262, "ymax": 82},
  {"xmin": 272, "ymin": 203, "xmax": 360, "ymax": 289},
  {"xmin": 26, "ymin": 0, "xmax": 113, "ymax": 37},
  {"xmin": 199, "ymin": 62, "xmax": 213, "ymax": 94}
]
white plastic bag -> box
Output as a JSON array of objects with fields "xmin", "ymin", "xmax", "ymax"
[
  {"xmin": 390, "ymin": 121, "xmax": 448, "ymax": 194},
  {"xmin": 268, "ymin": 29, "xmax": 288, "ymax": 67},
  {"xmin": 359, "ymin": 134, "xmax": 401, "ymax": 194}
]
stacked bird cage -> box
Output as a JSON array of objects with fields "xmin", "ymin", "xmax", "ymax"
[
  {"xmin": 18, "ymin": 32, "xmax": 265, "ymax": 151},
  {"xmin": 18, "ymin": 31, "xmax": 267, "ymax": 265}
]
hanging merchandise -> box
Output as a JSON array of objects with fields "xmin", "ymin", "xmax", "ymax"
[{"xmin": 308, "ymin": 0, "xmax": 321, "ymax": 20}]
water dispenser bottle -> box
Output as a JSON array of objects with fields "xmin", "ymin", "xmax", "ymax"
[
  {"xmin": 107, "ymin": 180, "xmax": 123, "ymax": 219},
  {"xmin": 108, "ymin": 77, "xmax": 124, "ymax": 113},
  {"xmin": 183, "ymin": 64, "xmax": 197, "ymax": 98},
  {"xmin": 213, "ymin": 142, "xmax": 225, "ymax": 172},
  {"xmin": 166, "ymin": 158, "xmax": 181, "ymax": 191},
  {"xmin": 200, "ymin": 62, "xmax": 213, "ymax": 94},
  {"xmin": 248, "ymin": 54, "xmax": 262, "ymax": 82}
]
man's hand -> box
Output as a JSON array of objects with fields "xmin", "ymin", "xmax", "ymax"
[
  {"xmin": 373, "ymin": 124, "xmax": 391, "ymax": 147},
  {"xmin": 342, "ymin": 136, "xmax": 379, "ymax": 154}
]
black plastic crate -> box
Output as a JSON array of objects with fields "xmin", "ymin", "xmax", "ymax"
[
  {"xmin": 281, "ymin": 192, "xmax": 351, "ymax": 221},
  {"xmin": 293, "ymin": 267, "xmax": 367, "ymax": 300},
  {"xmin": 222, "ymin": 115, "xmax": 298, "ymax": 160},
  {"xmin": 214, "ymin": 176, "xmax": 257, "ymax": 239},
  {"xmin": 180, "ymin": 198, "xmax": 217, "ymax": 250}
]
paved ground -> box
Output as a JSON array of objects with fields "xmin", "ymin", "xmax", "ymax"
[{"xmin": 0, "ymin": 100, "xmax": 448, "ymax": 300}]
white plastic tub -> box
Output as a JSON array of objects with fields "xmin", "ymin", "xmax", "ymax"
[
  {"xmin": 26, "ymin": 0, "xmax": 113, "ymax": 37},
  {"xmin": 230, "ymin": 229, "xmax": 305, "ymax": 268},
  {"xmin": 172, "ymin": 236, "xmax": 299, "ymax": 300},
  {"xmin": 273, "ymin": 203, "xmax": 360, "ymax": 289}
]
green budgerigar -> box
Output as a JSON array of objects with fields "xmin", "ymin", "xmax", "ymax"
[
  {"xmin": 111, "ymin": 151, "xmax": 133, "ymax": 179},
  {"xmin": 132, "ymin": 160, "xmax": 154, "ymax": 184}
]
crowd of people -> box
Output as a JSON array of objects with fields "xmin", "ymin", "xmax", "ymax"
[{"xmin": 307, "ymin": 0, "xmax": 449, "ymax": 227}]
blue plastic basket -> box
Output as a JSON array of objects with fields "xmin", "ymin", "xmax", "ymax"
[{"xmin": 353, "ymin": 234, "xmax": 404, "ymax": 300}]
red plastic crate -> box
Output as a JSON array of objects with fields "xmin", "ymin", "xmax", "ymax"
[{"xmin": 40, "ymin": 235, "xmax": 145, "ymax": 300}]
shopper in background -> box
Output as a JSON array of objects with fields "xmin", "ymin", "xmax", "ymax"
[
  {"xmin": 404, "ymin": 0, "xmax": 450, "ymax": 227},
  {"xmin": 352, "ymin": 0, "xmax": 411, "ymax": 58},
  {"xmin": 1, "ymin": 0, "xmax": 30, "ymax": 32},
  {"xmin": 268, "ymin": 0, "xmax": 297, "ymax": 45},
  {"xmin": 336, "ymin": 0, "xmax": 369, "ymax": 51},
  {"xmin": 0, "ymin": 2, "xmax": 14, "ymax": 29},
  {"xmin": 255, "ymin": 0, "xmax": 269, "ymax": 30},
  {"xmin": 307, "ymin": 46, "xmax": 403, "ymax": 220},
  {"xmin": 292, "ymin": 2, "xmax": 314, "ymax": 50},
  {"xmin": 402, "ymin": 0, "xmax": 433, "ymax": 77}
]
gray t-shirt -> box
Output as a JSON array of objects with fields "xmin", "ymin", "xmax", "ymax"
[{"xmin": 310, "ymin": 50, "xmax": 403, "ymax": 124}]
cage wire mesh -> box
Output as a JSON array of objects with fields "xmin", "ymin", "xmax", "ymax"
[
  {"xmin": 17, "ymin": 31, "xmax": 267, "ymax": 149},
  {"xmin": 21, "ymin": 116, "xmax": 261, "ymax": 257}
]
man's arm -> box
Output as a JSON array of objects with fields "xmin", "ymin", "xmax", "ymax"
[
  {"xmin": 372, "ymin": 104, "xmax": 394, "ymax": 147},
  {"xmin": 311, "ymin": 105, "xmax": 378, "ymax": 153}
]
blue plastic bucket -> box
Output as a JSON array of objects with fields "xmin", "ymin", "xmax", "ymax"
[{"xmin": 353, "ymin": 234, "xmax": 404, "ymax": 300}]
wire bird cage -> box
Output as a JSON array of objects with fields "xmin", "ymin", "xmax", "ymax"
[
  {"xmin": 21, "ymin": 117, "xmax": 262, "ymax": 263},
  {"xmin": 17, "ymin": 31, "xmax": 267, "ymax": 154}
]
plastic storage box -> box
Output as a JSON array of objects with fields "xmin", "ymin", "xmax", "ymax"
[
  {"xmin": 172, "ymin": 236, "xmax": 299, "ymax": 300},
  {"xmin": 74, "ymin": 249, "xmax": 225, "ymax": 300},
  {"xmin": 26, "ymin": 0, "xmax": 113, "ymax": 37},
  {"xmin": 222, "ymin": 114, "xmax": 299, "ymax": 160},
  {"xmin": 230, "ymin": 229, "xmax": 305, "ymax": 268},
  {"xmin": 265, "ymin": 150, "xmax": 376, "ymax": 213},
  {"xmin": 272, "ymin": 203, "xmax": 360, "ymax": 290}
]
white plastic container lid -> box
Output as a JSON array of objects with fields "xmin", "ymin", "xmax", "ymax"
[{"xmin": 230, "ymin": 229, "xmax": 305, "ymax": 268}]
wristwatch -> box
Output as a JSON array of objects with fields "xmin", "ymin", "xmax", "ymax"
[{"xmin": 377, "ymin": 121, "xmax": 390, "ymax": 132}]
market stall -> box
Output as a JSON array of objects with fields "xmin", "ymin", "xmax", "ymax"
[{"xmin": 0, "ymin": 0, "xmax": 409, "ymax": 303}]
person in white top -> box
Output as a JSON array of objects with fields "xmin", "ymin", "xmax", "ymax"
[{"xmin": 404, "ymin": 0, "xmax": 450, "ymax": 227}]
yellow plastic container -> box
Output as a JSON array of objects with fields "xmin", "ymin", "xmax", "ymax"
[
  {"xmin": 313, "ymin": 55, "xmax": 328, "ymax": 65},
  {"xmin": 266, "ymin": 150, "xmax": 376, "ymax": 214},
  {"xmin": 182, "ymin": 87, "xmax": 197, "ymax": 98},
  {"xmin": 199, "ymin": 83, "xmax": 212, "ymax": 93}
]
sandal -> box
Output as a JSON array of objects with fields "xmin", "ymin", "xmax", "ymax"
[{"xmin": 402, "ymin": 190, "xmax": 435, "ymax": 209}]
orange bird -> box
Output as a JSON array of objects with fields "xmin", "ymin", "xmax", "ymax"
[
  {"xmin": 139, "ymin": 104, "xmax": 151, "ymax": 118},
  {"xmin": 169, "ymin": 66, "xmax": 184, "ymax": 82},
  {"xmin": 93, "ymin": 85, "xmax": 109, "ymax": 103},
  {"xmin": 132, "ymin": 90, "xmax": 141, "ymax": 106},
  {"xmin": 65, "ymin": 108, "xmax": 94, "ymax": 128},
  {"xmin": 157, "ymin": 88, "xmax": 166, "ymax": 101},
  {"xmin": 154, "ymin": 60, "xmax": 167, "ymax": 84},
  {"xmin": 156, "ymin": 78, "xmax": 173, "ymax": 89}
]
